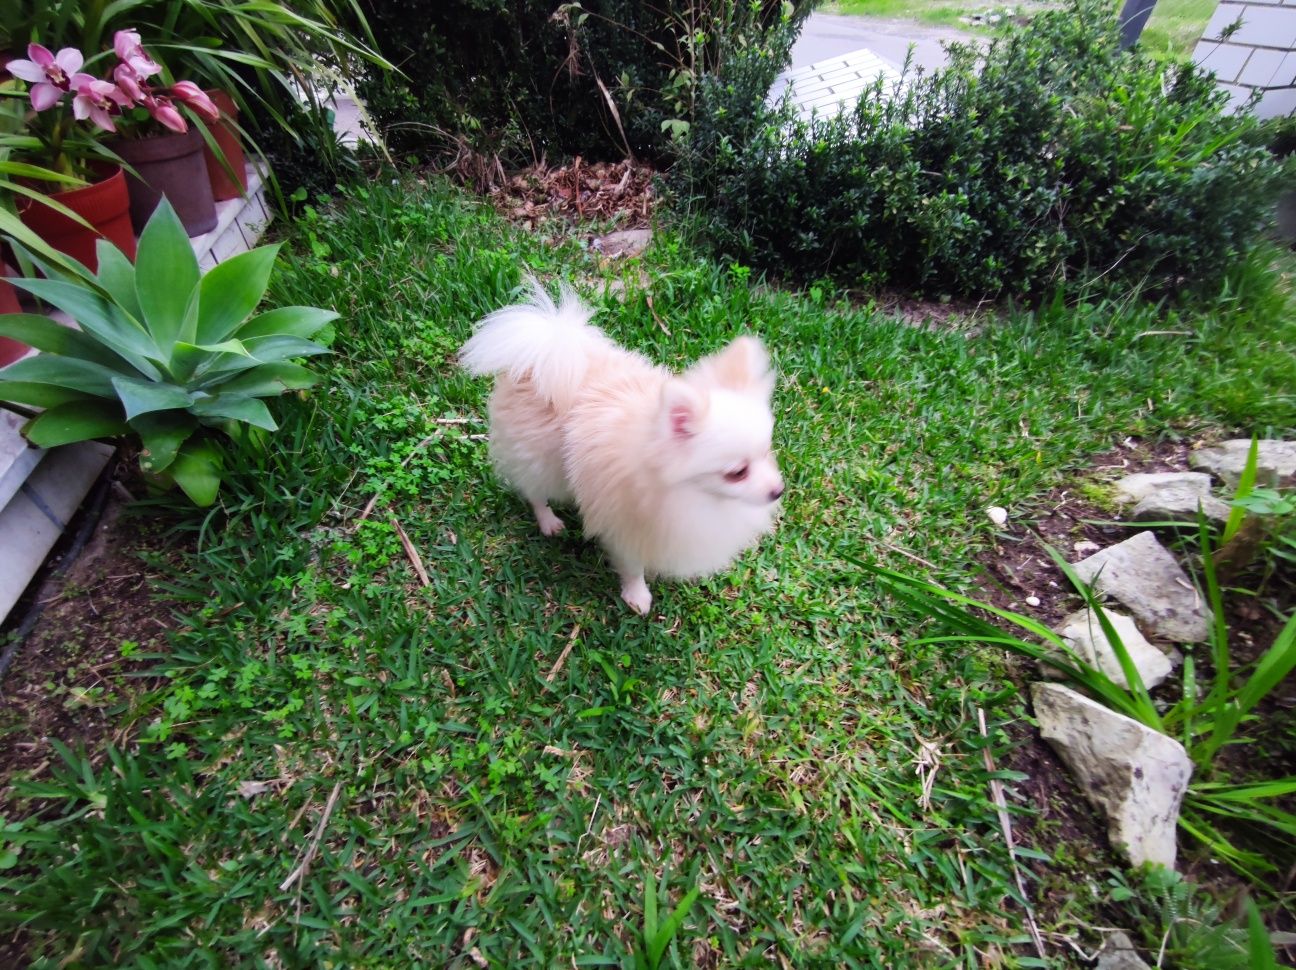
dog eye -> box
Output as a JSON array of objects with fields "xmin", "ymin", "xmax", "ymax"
[{"xmin": 724, "ymin": 464, "xmax": 749, "ymax": 483}]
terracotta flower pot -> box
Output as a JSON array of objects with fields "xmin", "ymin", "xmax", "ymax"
[
  {"xmin": 110, "ymin": 126, "xmax": 218, "ymax": 236},
  {"xmin": 17, "ymin": 167, "xmax": 137, "ymax": 271},
  {"xmin": 203, "ymin": 91, "xmax": 248, "ymax": 201},
  {"xmin": 0, "ymin": 270, "xmax": 25, "ymax": 368}
]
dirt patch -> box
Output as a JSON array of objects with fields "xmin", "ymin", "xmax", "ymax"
[
  {"xmin": 0, "ymin": 468, "xmax": 185, "ymax": 792},
  {"xmin": 439, "ymin": 150, "xmax": 656, "ymax": 230},
  {"xmin": 866, "ymin": 289, "xmax": 1000, "ymax": 335}
]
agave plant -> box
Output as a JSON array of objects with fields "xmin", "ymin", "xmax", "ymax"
[{"xmin": 0, "ymin": 198, "xmax": 335, "ymax": 505}]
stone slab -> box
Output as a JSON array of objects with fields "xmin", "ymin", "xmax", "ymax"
[
  {"xmin": 1112, "ymin": 472, "xmax": 1212, "ymax": 505},
  {"xmin": 1130, "ymin": 487, "xmax": 1231, "ymax": 525},
  {"xmin": 1054, "ymin": 607, "xmax": 1172, "ymax": 689},
  {"xmin": 1189, "ymin": 438, "xmax": 1296, "ymax": 488},
  {"xmin": 1033, "ymin": 682, "xmax": 1191, "ymax": 868},
  {"xmin": 0, "ymin": 407, "xmax": 44, "ymax": 512},
  {"xmin": 0, "ymin": 440, "xmax": 113, "ymax": 623},
  {"xmin": 1072, "ymin": 532, "xmax": 1212, "ymax": 643}
]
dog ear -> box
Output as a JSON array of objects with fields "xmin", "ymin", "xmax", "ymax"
[
  {"xmin": 697, "ymin": 335, "xmax": 775, "ymax": 399},
  {"xmin": 660, "ymin": 379, "xmax": 707, "ymax": 439}
]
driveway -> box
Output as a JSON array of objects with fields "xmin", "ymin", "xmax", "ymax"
[{"xmin": 789, "ymin": 11, "xmax": 974, "ymax": 73}]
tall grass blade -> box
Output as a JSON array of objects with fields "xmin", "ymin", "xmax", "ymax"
[{"xmin": 1221, "ymin": 434, "xmax": 1260, "ymax": 545}]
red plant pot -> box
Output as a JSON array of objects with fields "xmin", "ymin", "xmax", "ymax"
[
  {"xmin": 203, "ymin": 91, "xmax": 249, "ymax": 201},
  {"xmin": 18, "ymin": 167, "xmax": 138, "ymax": 272},
  {"xmin": 110, "ymin": 126, "xmax": 218, "ymax": 236},
  {"xmin": 0, "ymin": 271, "xmax": 25, "ymax": 368}
]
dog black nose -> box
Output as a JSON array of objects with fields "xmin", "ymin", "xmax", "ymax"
[{"xmin": 768, "ymin": 486, "xmax": 784, "ymax": 502}]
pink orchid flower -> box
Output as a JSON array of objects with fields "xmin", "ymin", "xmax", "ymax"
[
  {"xmin": 169, "ymin": 81, "xmax": 220, "ymax": 122},
  {"xmin": 113, "ymin": 63, "xmax": 146, "ymax": 102},
  {"xmin": 112, "ymin": 29, "xmax": 162, "ymax": 79},
  {"xmin": 6, "ymin": 44, "xmax": 84, "ymax": 111},
  {"xmin": 70, "ymin": 73, "xmax": 132, "ymax": 133},
  {"xmin": 145, "ymin": 96, "xmax": 188, "ymax": 134}
]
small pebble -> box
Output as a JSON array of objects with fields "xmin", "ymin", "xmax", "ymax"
[
  {"xmin": 986, "ymin": 506, "xmax": 1008, "ymax": 527},
  {"xmin": 1025, "ymin": 595, "xmax": 1041, "ymax": 607}
]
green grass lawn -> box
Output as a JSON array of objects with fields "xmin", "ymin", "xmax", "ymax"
[
  {"xmin": 2, "ymin": 178, "xmax": 1293, "ymax": 966},
  {"xmin": 825, "ymin": 0, "xmax": 1219, "ymax": 58}
]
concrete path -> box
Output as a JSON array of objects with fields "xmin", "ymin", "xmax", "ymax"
[{"xmin": 789, "ymin": 11, "xmax": 974, "ymax": 73}]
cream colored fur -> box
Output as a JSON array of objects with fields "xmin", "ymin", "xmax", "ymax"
[{"xmin": 460, "ymin": 279, "xmax": 783, "ymax": 614}]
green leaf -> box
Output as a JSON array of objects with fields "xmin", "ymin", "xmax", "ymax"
[
  {"xmin": 190, "ymin": 394, "xmax": 278, "ymax": 430},
  {"xmin": 168, "ymin": 437, "xmax": 223, "ymax": 506},
  {"xmin": 0, "ymin": 355, "xmax": 122, "ymax": 397},
  {"xmin": 110, "ymin": 376, "xmax": 194, "ymax": 420},
  {"xmin": 218, "ymin": 362, "xmax": 318, "ymax": 396},
  {"xmin": 236, "ymin": 305, "xmax": 340, "ymax": 340},
  {"xmin": 0, "ymin": 209, "xmax": 94, "ymax": 282},
  {"xmin": 1234, "ymin": 611, "xmax": 1296, "ymax": 724},
  {"xmin": 245, "ymin": 334, "xmax": 331, "ymax": 363},
  {"xmin": 6, "ymin": 277, "xmax": 164, "ymax": 379},
  {"xmin": 23, "ymin": 400, "xmax": 128, "ymax": 447},
  {"xmin": 130, "ymin": 411, "xmax": 198, "ymax": 474},
  {"xmin": 1222, "ymin": 435, "xmax": 1260, "ymax": 544},
  {"xmin": 93, "ymin": 240, "xmax": 143, "ymax": 322},
  {"xmin": 196, "ymin": 335, "xmax": 329, "ymax": 383},
  {"xmin": 196, "ymin": 244, "xmax": 282, "ymax": 344},
  {"xmin": 0, "ymin": 313, "xmax": 131, "ymax": 369},
  {"xmin": 0, "ymin": 381, "xmax": 100, "ymax": 409},
  {"xmin": 168, "ymin": 338, "xmax": 250, "ymax": 384},
  {"xmin": 1247, "ymin": 899, "xmax": 1279, "ymax": 970},
  {"xmin": 647, "ymin": 886, "xmax": 700, "ymax": 969},
  {"xmin": 134, "ymin": 199, "xmax": 200, "ymax": 352}
]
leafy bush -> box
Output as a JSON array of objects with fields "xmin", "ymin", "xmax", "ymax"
[
  {"xmin": 0, "ymin": 200, "xmax": 335, "ymax": 505},
  {"xmin": 353, "ymin": 0, "xmax": 812, "ymax": 164},
  {"xmin": 672, "ymin": 0, "xmax": 1287, "ymax": 299}
]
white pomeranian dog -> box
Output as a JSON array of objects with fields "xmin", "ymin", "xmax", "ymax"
[{"xmin": 460, "ymin": 279, "xmax": 784, "ymax": 614}]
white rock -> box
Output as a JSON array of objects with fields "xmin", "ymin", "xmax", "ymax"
[
  {"xmin": 1189, "ymin": 439, "xmax": 1296, "ymax": 489},
  {"xmin": 986, "ymin": 506, "xmax": 1008, "ymax": 527},
  {"xmin": 1032, "ymin": 682, "xmax": 1191, "ymax": 868},
  {"xmin": 1054, "ymin": 607, "xmax": 1172, "ymax": 689},
  {"xmin": 1071, "ymin": 532, "xmax": 1212, "ymax": 643},
  {"xmin": 1073, "ymin": 539, "xmax": 1101, "ymax": 556},
  {"xmin": 1130, "ymin": 487, "xmax": 1230, "ymax": 525},
  {"xmin": 1025, "ymin": 595, "xmax": 1041, "ymax": 607},
  {"xmin": 1096, "ymin": 931, "xmax": 1151, "ymax": 970},
  {"xmin": 591, "ymin": 228, "xmax": 652, "ymax": 260},
  {"xmin": 1112, "ymin": 472, "xmax": 1212, "ymax": 505}
]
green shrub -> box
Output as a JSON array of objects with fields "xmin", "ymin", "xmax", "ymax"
[
  {"xmin": 352, "ymin": 0, "xmax": 813, "ymax": 164},
  {"xmin": 672, "ymin": 0, "xmax": 1287, "ymax": 299}
]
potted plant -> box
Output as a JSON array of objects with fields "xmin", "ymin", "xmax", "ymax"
[
  {"xmin": 1, "ymin": 47, "xmax": 137, "ymax": 269},
  {"xmin": 202, "ymin": 89, "xmax": 248, "ymax": 201},
  {"xmin": 0, "ymin": 262, "xmax": 23, "ymax": 366},
  {"xmin": 99, "ymin": 30, "xmax": 222, "ymax": 236},
  {"xmin": 0, "ymin": 198, "xmax": 336, "ymax": 505}
]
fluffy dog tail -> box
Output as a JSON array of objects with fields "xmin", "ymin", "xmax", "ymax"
[{"xmin": 460, "ymin": 277, "xmax": 609, "ymax": 413}]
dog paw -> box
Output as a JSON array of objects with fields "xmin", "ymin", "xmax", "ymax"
[
  {"xmin": 620, "ymin": 579, "xmax": 653, "ymax": 615},
  {"xmin": 535, "ymin": 507, "xmax": 565, "ymax": 537}
]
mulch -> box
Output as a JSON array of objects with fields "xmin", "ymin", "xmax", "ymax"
[{"xmin": 439, "ymin": 149, "xmax": 656, "ymax": 230}]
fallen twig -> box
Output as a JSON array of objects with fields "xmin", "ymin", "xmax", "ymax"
[
  {"xmin": 279, "ymin": 781, "xmax": 343, "ymax": 892},
  {"xmin": 543, "ymin": 624, "xmax": 581, "ymax": 687},
  {"xmin": 879, "ymin": 540, "xmax": 938, "ymax": 572},
  {"xmin": 978, "ymin": 708, "xmax": 1046, "ymax": 961},
  {"xmin": 391, "ymin": 518, "xmax": 431, "ymax": 587}
]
